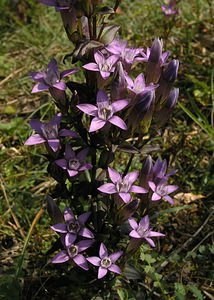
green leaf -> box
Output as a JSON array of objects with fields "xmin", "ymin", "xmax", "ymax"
[
  {"xmin": 174, "ymin": 283, "xmax": 186, "ymax": 300},
  {"xmin": 187, "ymin": 284, "xmax": 203, "ymax": 300},
  {"xmin": 99, "ymin": 25, "xmax": 120, "ymax": 45},
  {"xmin": 117, "ymin": 289, "xmax": 129, "ymax": 300}
]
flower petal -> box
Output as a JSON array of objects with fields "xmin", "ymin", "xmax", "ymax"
[
  {"xmin": 129, "ymin": 230, "xmax": 141, "ymax": 238},
  {"xmin": 87, "ymin": 256, "xmax": 101, "ymax": 266},
  {"xmin": 83, "ymin": 63, "xmax": 99, "ymax": 72},
  {"xmin": 52, "ymin": 81, "xmax": 67, "ymax": 90},
  {"xmin": 65, "ymin": 232, "xmax": 76, "ymax": 247},
  {"xmin": 79, "ymin": 227, "xmax": 94, "ymax": 239},
  {"xmin": 52, "ymin": 250, "xmax": 70, "ymax": 263},
  {"xmin": 64, "ymin": 144, "xmax": 75, "ymax": 160},
  {"xmin": 32, "ymin": 82, "xmax": 49, "ymax": 93},
  {"xmin": 77, "ymin": 239, "xmax": 94, "ymax": 252},
  {"xmin": 67, "ymin": 169, "xmax": 78, "ymax": 177},
  {"xmin": 96, "ymin": 89, "xmax": 109, "ymax": 104},
  {"xmin": 149, "ymin": 231, "xmax": 165, "ymax": 237},
  {"xmin": 60, "ymin": 68, "xmax": 78, "ymax": 78},
  {"xmin": 128, "ymin": 218, "xmax": 138, "ymax": 230},
  {"xmin": 108, "ymin": 264, "xmax": 121, "ymax": 275},
  {"xmin": 51, "ymin": 223, "xmax": 67, "ymax": 233},
  {"xmin": 100, "ymin": 71, "xmax": 110, "ymax": 80},
  {"xmin": 76, "ymin": 148, "xmax": 89, "ymax": 161},
  {"xmin": 55, "ymin": 158, "xmax": 67, "ymax": 169},
  {"xmin": 94, "ymin": 51, "xmax": 105, "ymax": 65},
  {"xmin": 73, "ymin": 254, "xmax": 89, "ymax": 270},
  {"xmin": 99, "ymin": 243, "xmax": 108, "ymax": 259},
  {"xmin": 151, "ymin": 192, "xmax": 162, "ymax": 201},
  {"xmin": 78, "ymin": 212, "xmax": 91, "ymax": 224},
  {"xmin": 98, "ymin": 267, "xmax": 108, "ymax": 279},
  {"xmin": 124, "ymin": 171, "xmax": 139, "ymax": 185},
  {"xmin": 97, "ymin": 183, "xmax": 116, "ymax": 194},
  {"xmin": 108, "ymin": 116, "xmax": 127, "ymax": 130},
  {"xmin": 89, "ymin": 117, "xmax": 106, "ymax": 132},
  {"xmin": 76, "ymin": 104, "xmax": 98, "ymax": 116},
  {"xmin": 148, "ymin": 181, "xmax": 156, "ymax": 192},
  {"xmin": 109, "ymin": 251, "xmax": 123, "ymax": 263},
  {"xmin": 119, "ymin": 192, "xmax": 131, "ymax": 203},
  {"xmin": 130, "ymin": 185, "xmax": 148, "ymax": 194},
  {"xmin": 139, "ymin": 215, "xmax": 150, "ymax": 229},
  {"xmin": 59, "ymin": 129, "xmax": 79, "ymax": 138},
  {"xmin": 163, "ymin": 195, "xmax": 174, "ymax": 204},
  {"xmin": 64, "ymin": 207, "xmax": 75, "ymax": 222},
  {"xmin": 165, "ymin": 185, "xmax": 178, "ymax": 194},
  {"xmin": 24, "ymin": 134, "xmax": 45, "ymax": 146},
  {"xmin": 29, "ymin": 120, "xmax": 43, "ymax": 135},
  {"xmin": 145, "ymin": 237, "xmax": 155, "ymax": 247},
  {"xmin": 29, "ymin": 71, "xmax": 45, "ymax": 82},
  {"xmin": 108, "ymin": 167, "xmax": 121, "ymax": 184},
  {"xmin": 48, "ymin": 139, "xmax": 60, "ymax": 152},
  {"xmin": 111, "ymin": 99, "xmax": 129, "ymax": 113}
]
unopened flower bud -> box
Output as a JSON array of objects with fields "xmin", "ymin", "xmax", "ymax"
[
  {"xmin": 149, "ymin": 38, "xmax": 163, "ymax": 64},
  {"xmin": 166, "ymin": 88, "xmax": 179, "ymax": 109},
  {"xmin": 139, "ymin": 155, "xmax": 153, "ymax": 188},
  {"xmin": 163, "ymin": 59, "xmax": 179, "ymax": 83}
]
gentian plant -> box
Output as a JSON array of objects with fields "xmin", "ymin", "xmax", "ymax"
[{"xmin": 25, "ymin": 0, "xmax": 180, "ymax": 296}]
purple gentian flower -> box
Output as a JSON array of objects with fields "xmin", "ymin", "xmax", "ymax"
[
  {"xmin": 129, "ymin": 215, "xmax": 165, "ymax": 247},
  {"xmin": 126, "ymin": 73, "xmax": 158, "ymax": 95},
  {"xmin": 29, "ymin": 58, "xmax": 77, "ymax": 93},
  {"xmin": 98, "ymin": 167, "xmax": 147, "ymax": 203},
  {"xmin": 52, "ymin": 240, "xmax": 93, "ymax": 270},
  {"xmin": 55, "ymin": 144, "xmax": 92, "ymax": 177},
  {"xmin": 83, "ymin": 51, "xmax": 118, "ymax": 80},
  {"xmin": 148, "ymin": 179, "xmax": 178, "ymax": 204},
  {"xmin": 38, "ymin": 0, "xmax": 72, "ymax": 11},
  {"xmin": 161, "ymin": 1, "xmax": 178, "ymax": 16},
  {"xmin": 51, "ymin": 207, "xmax": 94, "ymax": 246},
  {"xmin": 24, "ymin": 114, "xmax": 78, "ymax": 152},
  {"xmin": 106, "ymin": 39, "xmax": 143, "ymax": 65},
  {"xmin": 76, "ymin": 90, "xmax": 129, "ymax": 132},
  {"xmin": 87, "ymin": 243, "xmax": 123, "ymax": 279},
  {"xmin": 152, "ymin": 158, "xmax": 176, "ymax": 183}
]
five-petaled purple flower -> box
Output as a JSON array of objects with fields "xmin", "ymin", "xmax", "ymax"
[
  {"xmin": 106, "ymin": 39, "xmax": 143, "ymax": 66},
  {"xmin": 126, "ymin": 73, "xmax": 158, "ymax": 95},
  {"xmin": 29, "ymin": 58, "xmax": 77, "ymax": 93},
  {"xmin": 24, "ymin": 114, "xmax": 78, "ymax": 152},
  {"xmin": 129, "ymin": 215, "xmax": 165, "ymax": 247},
  {"xmin": 87, "ymin": 243, "xmax": 123, "ymax": 279},
  {"xmin": 55, "ymin": 144, "xmax": 92, "ymax": 177},
  {"xmin": 51, "ymin": 208, "xmax": 94, "ymax": 247},
  {"xmin": 52, "ymin": 240, "xmax": 93, "ymax": 270},
  {"xmin": 161, "ymin": 1, "xmax": 178, "ymax": 16},
  {"xmin": 77, "ymin": 90, "xmax": 129, "ymax": 132},
  {"xmin": 98, "ymin": 167, "xmax": 147, "ymax": 203},
  {"xmin": 83, "ymin": 51, "xmax": 118, "ymax": 80},
  {"xmin": 148, "ymin": 179, "xmax": 178, "ymax": 204}
]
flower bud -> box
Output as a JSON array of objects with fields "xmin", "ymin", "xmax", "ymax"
[
  {"xmin": 163, "ymin": 59, "xmax": 179, "ymax": 83},
  {"xmin": 149, "ymin": 38, "xmax": 163, "ymax": 64},
  {"xmin": 139, "ymin": 155, "xmax": 153, "ymax": 188},
  {"xmin": 166, "ymin": 87, "xmax": 179, "ymax": 109}
]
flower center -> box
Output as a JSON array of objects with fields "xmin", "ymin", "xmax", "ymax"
[
  {"xmin": 44, "ymin": 68, "xmax": 60, "ymax": 86},
  {"xmin": 41, "ymin": 124, "xmax": 58, "ymax": 140},
  {"xmin": 68, "ymin": 158, "xmax": 81, "ymax": 170},
  {"xmin": 156, "ymin": 184, "xmax": 167, "ymax": 196},
  {"xmin": 67, "ymin": 221, "xmax": 80, "ymax": 233},
  {"xmin": 137, "ymin": 225, "xmax": 150, "ymax": 238},
  {"xmin": 98, "ymin": 104, "xmax": 113, "ymax": 120},
  {"xmin": 100, "ymin": 257, "xmax": 112, "ymax": 268},
  {"xmin": 68, "ymin": 245, "xmax": 78, "ymax": 258},
  {"xmin": 116, "ymin": 179, "xmax": 129, "ymax": 193}
]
